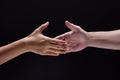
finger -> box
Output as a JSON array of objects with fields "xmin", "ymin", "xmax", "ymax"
[
  {"xmin": 45, "ymin": 53, "xmax": 60, "ymax": 56},
  {"xmin": 51, "ymin": 43, "xmax": 67, "ymax": 50},
  {"xmin": 33, "ymin": 49, "xmax": 60, "ymax": 56},
  {"xmin": 48, "ymin": 45, "xmax": 66, "ymax": 50},
  {"xmin": 55, "ymin": 35, "xmax": 65, "ymax": 40},
  {"xmin": 48, "ymin": 46, "xmax": 66, "ymax": 51},
  {"xmin": 46, "ymin": 49, "xmax": 63, "ymax": 55},
  {"xmin": 35, "ymin": 22, "xmax": 49, "ymax": 33},
  {"xmin": 45, "ymin": 51, "xmax": 60, "ymax": 56},
  {"xmin": 49, "ymin": 39, "xmax": 67, "ymax": 45},
  {"xmin": 47, "ymin": 47, "xmax": 68, "ymax": 54},
  {"xmin": 49, "ymin": 44, "xmax": 67, "ymax": 51},
  {"xmin": 49, "ymin": 49, "xmax": 66, "ymax": 54},
  {"xmin": 39, "ymin": 52, "xmax": 60, "ymax": 56},
  {"xmin": 55, "ymin": 32, "xmax": 70, "ymax": 40},
  {"xmin": 50, "ymin": 42, "xmax": 67, "ymax": 48},
  {"xmin": 65, "ymin": 20, "xmax": 80, "ymax": 31}
]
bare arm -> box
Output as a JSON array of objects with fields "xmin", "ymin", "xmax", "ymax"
[
  {"xmin": 0, "ymin": 22, "xmax": 66, "ymax": 65},
  {"xmin": 55, "ymin": 21, "xmax": 120, "ymax": 54},
  {"xmin": 88, "ymin": 29, "xmax": 120, "ymax": 50},
  {"xmin": 0, "ymin": 38, "xmax": 28, "ymax": 65}
]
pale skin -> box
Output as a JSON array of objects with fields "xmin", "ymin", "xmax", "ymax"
[
  {"xmin": 0, "ymin": 22, "xmax": 66, "ymax": 65},
  {"xmin": 55, "ymin": 21, "xmax": 120, "ymax": 54},
  {"xmin": 1, "ymin": 21, "xmax": 120, "ymax": 65}
]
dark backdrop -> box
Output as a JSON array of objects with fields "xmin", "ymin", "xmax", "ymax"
[{"xmin": 0, "ymin": 0, "xmax": 120, "ymax": 80}]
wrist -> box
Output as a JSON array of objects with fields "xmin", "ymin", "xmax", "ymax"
[
  {"xmin": 87, "ymin": 32, "xmax": 95, "ymax": 47},
  {"xmin": 19, "ymin": 37, "xmax": 31, "ymax": 53}
]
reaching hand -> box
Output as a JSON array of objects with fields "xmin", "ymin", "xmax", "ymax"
[
  {"xmin": 55, "ymin": 21, "xmax": 89, "ymax": 53},
  {"xmin": 25, "ymin": 22, "xmax": 67, "ymax": 56}
]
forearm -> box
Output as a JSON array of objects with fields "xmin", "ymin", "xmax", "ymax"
[
  {"xmin": 0, "ymin": 38, "xmax": 28, "ymax": 65},
  {"xmin": 88, "ymin": 29, "xmax": 120, "ymax": 50}
]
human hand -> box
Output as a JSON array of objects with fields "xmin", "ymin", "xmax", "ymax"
[
  {"xmin": 55, "ymin": 21, "xmax": 89, "ymax": 53},
  {"xmin": 24, "ymin": 22, "xmax": 67, "ymax": 56}
]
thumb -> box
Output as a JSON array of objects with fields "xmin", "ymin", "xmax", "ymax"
[
  {"xmin": 36, "ymin": 22, "xmax": 49, "ymax": 33},
  {"xmin": 65, "ymin": 21, "xmax": 80, "ymax": 31}
]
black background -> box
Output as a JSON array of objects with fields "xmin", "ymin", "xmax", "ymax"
[{"xmin": 0, "ymin": 0, "xmax": 120, "ymax": 80}]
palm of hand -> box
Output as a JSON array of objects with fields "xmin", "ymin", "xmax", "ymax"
[
  {"xmin": 56, "ymin": 21, "xmax": 89, "ymax": 53},
  {"xmin": 58, "ymin": 31, "xmax": 88, "ymax": 53}
]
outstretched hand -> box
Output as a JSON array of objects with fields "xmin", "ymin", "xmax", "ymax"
[
  {"xmin": 55, "ymin": 21, "xmax": 89, "ymax": 53},
  {"xmin": 25, "ymin": 22, "xmax": 67, "ymax": 56}
]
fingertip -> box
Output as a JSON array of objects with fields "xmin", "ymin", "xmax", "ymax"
[
  {"xmin": 53, "ymin": 38, "xmax": 65, "ymax": 42},
  {"xmin": 59, "ymin": 40, "xmax": 66, "ymax": 44},
  {"xmin": 65, "ymin": 20, "xmax": 71, "ymax": 24},
  {"xmin": 52, "ymin": 53, "xmax": 60, "ymax": 56},
  {"xmin": 65, "ymin": 20, "xmax": 73, "ymax": 29},
  {"xmin": 65, "ymin": 20, "xmax": 68, "ymax": 23},
  {"xmin": 44, "ymin": 21, "xmax": 49, "ymax": 26},
  {"xmin": 55, "ymin": 36, "xmax": 64, "ymax": 40},
  {"xmin": 56, "ymin": 53, "xmax": 60, "ymax": 56},
  {"xmin": 65, "ymin": 20, "xmax": 68, "ymax": 25},
  {"xmin": 47, "ymin": 21, "xmax": 49, "ymax": 24}
]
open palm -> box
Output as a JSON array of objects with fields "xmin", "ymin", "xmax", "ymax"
[{"xmin": 55, "ymin": 21, "xmax": 89, "ymax": 53}]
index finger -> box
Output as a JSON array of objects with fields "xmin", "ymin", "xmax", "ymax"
[{"xmin": 49, "ymin": 39, "xmax": 66, "ymax": 45}]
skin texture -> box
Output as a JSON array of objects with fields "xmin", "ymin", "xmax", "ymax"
[
  {"xmin": 55, "ymin": 21, "xmax": 89, "ymax": 53},
  {"xmin": 1, "ymin": 21, "xmax": 120, "ymax": 65},
  {"xmin": 88, "ymin": 30, "xmax": 120, "ymax": 50},
  {"xmin": 56, "ymin": 21, "xmax": 120, "ymax": 54},
  {"xmin": 0, "ymin": 22, "xmax": 66, "ymax": 65}
]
